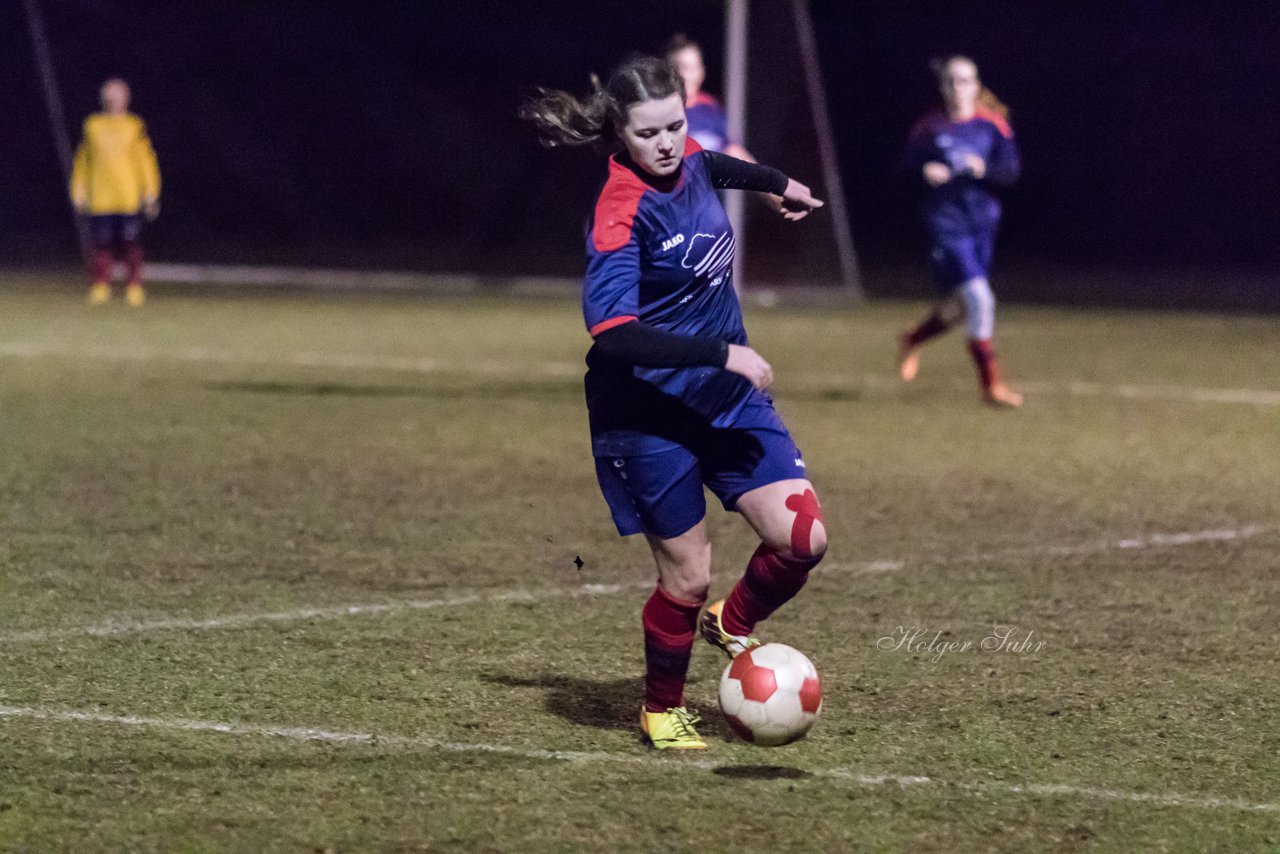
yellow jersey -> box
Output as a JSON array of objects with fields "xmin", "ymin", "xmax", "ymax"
[{"xmin": 69, "ymin": 112, "xmax": 161, "ymax": 215}]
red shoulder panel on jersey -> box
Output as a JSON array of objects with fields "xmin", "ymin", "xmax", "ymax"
[
  {"xmin": 592, "ymin": 158, "xmax": 647, "ymax": 252},
  {"xmin": 683, "ymin": 136, "xmax": 703, "ymax": 157},
  {"xmin": 975, "ymin": 107, "xmax": 1013, "ymax": 138},
  {"xmin": 588, "ymin": 315, "xmax": 638, "ymax": 337}
]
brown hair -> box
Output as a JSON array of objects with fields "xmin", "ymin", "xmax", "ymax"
[
  {"xmin": 664, "ymin": 33, "xmax": 700, "ymax": 59},
  {"xmin": 519, "ymin": 54, "xmax": 684, "ymax": 149},
  {"xmin": 931, "ymin": 54, "xmax": 1010, "ymax": 120}
]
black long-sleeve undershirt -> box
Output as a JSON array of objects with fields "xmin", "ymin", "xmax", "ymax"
[
  {"xmin": 702, "ymin": 150, "xmax": 789, "ymax": 195},
  {"xmin": 591, "ymin": 321, "xmax": 729, "ymax": 369}
]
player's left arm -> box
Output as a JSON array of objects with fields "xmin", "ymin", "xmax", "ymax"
[
  {"xmin": 981, "ymin": 125, "xmax": 1021, "ymax": 187},
  {"xmin": 701, "ymin": 151, "xmax": 824, "ymax": 221},
  {"xmin": 134, "ymin": 121, "xmax": 161, "ymax": 218}
]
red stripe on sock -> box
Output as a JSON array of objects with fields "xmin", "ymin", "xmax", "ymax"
[
  {"xmin": 642, "ymin": 586, "xmax": 704, "ymax": 712},
  {"xmin": 967, "ymin": 338, "xmax": 1000, "ymax": 389},
  {"xmin": 907, "ymin": 312, "xmax": 951, "ymax": 347},
  {"xmin": 90, "ymin": 249, "xmax": 113, "ymax": 284},
  {"xmin": 721, "ymin": 544, "xmax": 819, "ymax": 637},
  {"xmin": 123, "ymin": 240, "xmax": 144, "ymax": 285}
]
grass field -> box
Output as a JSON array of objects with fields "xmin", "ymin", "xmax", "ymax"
[{"xmin": 1, "ymin": 282, "xmax": 1278, "ymax": 851}]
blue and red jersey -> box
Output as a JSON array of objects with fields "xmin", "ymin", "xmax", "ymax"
[
  {"xmin": 582, "ymin": 138, "xmax": 755, "ymax": 457},
  {"xmin": 685, "ymin": 92, "xmax": 731, "ymax": 154},
  {"xmin": 905, "ymin": 108, "xmax": 1020, "ymax": 236}
]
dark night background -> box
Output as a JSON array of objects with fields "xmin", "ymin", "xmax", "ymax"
[{"xmin": 2, "ymin": 1, "xmax": 1279, "ymax": 308}]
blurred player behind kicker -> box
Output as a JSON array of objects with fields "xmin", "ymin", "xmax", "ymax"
[
  {"xmin": 69, "ymin": 78, "xmax": 161, "ymax": 306},
  {"xmin": 899, "ymin": 56, "xmax": 1022, "ymax": 407},
  {"xmin": 665, "ymin": 34, "xmax": 754, "ymax": 162}
]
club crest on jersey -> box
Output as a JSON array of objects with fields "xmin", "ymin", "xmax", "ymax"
[
  {"xmin": 681, "ymin": 231, "xmax": 736, "ymax": 279},
  {"xmin": 660, "ymin": 233, "xmax": 685, "ymax": 252}
]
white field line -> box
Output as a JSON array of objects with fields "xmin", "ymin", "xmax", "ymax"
[
  {"xmin": 0, "ymin": 526, "xmax": 1265, "ymax": 647},
  {"xmin": 0, "ymin": 704, "xmax": 1275, "ymax": 814},
  {"xmin": 0, "ymin": 341, "xmax": 582, "ymax": 379},
  {"xmin": 815, "ymin": 524, "xmax": 1269, "ymax": 576},
  {"xmin": 795, "ymin": 369, "xmax": 1280, "ymax": 407},
  {"xmin": 3, "ymin": 341, "xmax": 1280, "ymax": 407},
  {"xmin": 0, "ymin": 581, "xmax": 652, "ymax": 645},
  {"xmin": 142, "ymin": 263, "xmax": 579, "ymax": 294}
]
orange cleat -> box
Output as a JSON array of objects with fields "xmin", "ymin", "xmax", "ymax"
[
  {"xmin": 984, "ymin": 382, "xmax": 1024, "ymax": 408},
  {"xmin": 898, "ymin": 332, "xmax": 921, "ymax": 382}
]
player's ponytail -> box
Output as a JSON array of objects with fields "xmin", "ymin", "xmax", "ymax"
[
  {"xmin": 976, "ymin": 84, "xmax": 1010, "ymax": 122},
  {"xmin": 519, "ymin": 76, "xmax": 614, "ymax": 148},
  {"xmin": 521, "ymin": 54, "xmax": 683, "ymax": 150}
]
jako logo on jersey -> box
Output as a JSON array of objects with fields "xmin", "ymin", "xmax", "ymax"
[
  {"xmin": 661, "ymin": 233, "xmax": 685, "ymax": 252},
  {"xmin": 681, "ymin": 232, "xmax": 736, "ymax": 278}
]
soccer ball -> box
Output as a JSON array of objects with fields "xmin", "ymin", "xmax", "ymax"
[{"xmin": 718, "ymin": 643, "xmax": 822, "ymax": 746}]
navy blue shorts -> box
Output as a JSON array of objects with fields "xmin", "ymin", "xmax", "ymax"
[
  {"xmin": 929, "ymin": 229, "xmax": 995, "ymax": 290},
  {"xmin": 593, "ymin": 399, "xmax": 808, "ymax": 539},
  {"xmin": 88, "ymin": 214, "xmax": 143, "ymax": 248}
]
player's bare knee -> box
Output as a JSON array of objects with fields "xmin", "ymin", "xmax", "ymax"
[
  {"xmin": 661, "ymin": 569, "xmax": 709, "ymax": 603},
  {"xmin": 681, "ymin": 579, "xmax": 711, "ymax": 602},
  {"xmin": 656, "ymin": 551, "xmax": 711, "ymax": 602}
]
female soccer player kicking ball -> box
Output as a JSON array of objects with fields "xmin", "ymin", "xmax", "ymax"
[
  {"xmin": 522, "ymin": 55, "xmax": 828, "ymax": 749},
  {"xmin": 899, "ymin": 55, "xmax": 1023, "ymax": 407}
]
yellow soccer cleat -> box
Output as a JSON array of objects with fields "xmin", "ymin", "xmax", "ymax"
[
  {"xmin": 125, "ymin": 283, "xmax": 146, "ymax": 307},
  {"xmin": 87, "ymin": 282, "xmax": 111, "ymax": 306},
  {"xmin": 700, "ymin": 599, "xmax": 761, "ymax": 660},
  {"xmin": 641, "ymin": 706, "xmax": 707, "ymax": 750}
]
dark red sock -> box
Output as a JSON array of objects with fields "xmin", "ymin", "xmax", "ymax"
[
  {"xmin": 642, "ymin": 586, "xmax": 704, "ymax": 712},
  {"xmin": 89, "ymin": 249, "xmax": 113, "ymax": 283},
  {"xmin": 967, "ymin": 338, "xmax": 1001, "ymax": 390},
  {"xmin": 123, "ymin": 240, "xmax": 144, "ymax": 285},
  {"xmin": 721, "ymin": 545, "xmax": 820, "ymax": 637},
  {"xmin": 906, "ymin": 311, "xmax": 952, "ymax": 347}
]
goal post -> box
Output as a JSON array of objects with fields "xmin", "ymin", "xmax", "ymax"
[{"xmin": 724, "ymin": 0, "xmax": 864, "ymax": 300}]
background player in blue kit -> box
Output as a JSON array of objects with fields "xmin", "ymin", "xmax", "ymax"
[
  {"xmin": 899, "ymin": 55, "xmax": 1023, "ymax": 407},
  {"xmin": 522, "ymin": 55, "xmax": 827, "ymax": 749},
  {"xmin": 665, "ymin": 34, "xmax": 754, "ymax": 161}
]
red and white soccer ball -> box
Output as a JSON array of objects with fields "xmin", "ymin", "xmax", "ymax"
[{"xmin": 718, "ymin": 643, "xmax": 822, "ymax": 746}]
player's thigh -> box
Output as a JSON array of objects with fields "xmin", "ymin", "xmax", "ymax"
[
  {"xmin": 973, "ymin": 224, "xmax": 998, "ymax": 272},
  {"xmin": 735, "ymin": 478, "xmax": 827, "ymax": 559},
  {"xmin": 644, "ymin": 520, "xmax": 712, "ymax": 598},
  {"xmin": 88, "ymin": 215, "xmax": 117, "ymax": 249},
  {"xmin": 699, "ymin": 399, "xmax": 824, "ymax": 558},
  {"xmin": 120, "ymin": 215, "xmax": 143, "ymax": 243},
  {"xmin": 930, "ymin": 234, "xmax": 982, "ymax": 288}
]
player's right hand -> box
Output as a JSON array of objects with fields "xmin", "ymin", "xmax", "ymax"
[
  {"xmin": 725, "ymin": 344, "xmax": 774, "ymax": 390},
  {"xmin": 923, "ymin": 162, "xmax": 952, "ymax": 186}
]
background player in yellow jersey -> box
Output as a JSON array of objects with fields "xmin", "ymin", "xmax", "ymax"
[{"xmin": 70, "ymin": 79, "xmax": 161, "ymax": 306}]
